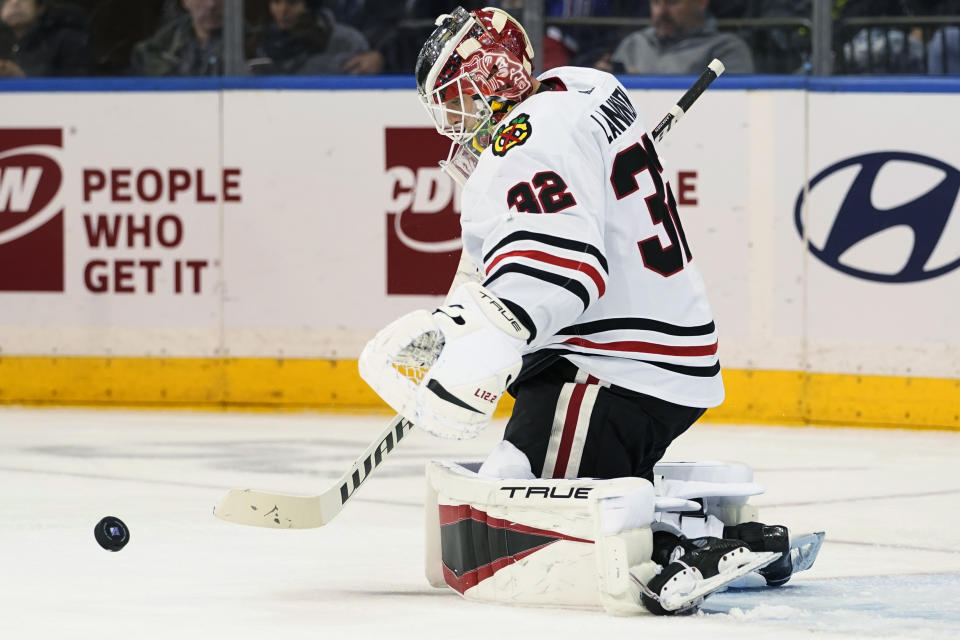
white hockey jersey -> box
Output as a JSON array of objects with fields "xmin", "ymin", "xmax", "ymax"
[{"xmin": 459, "ymin": 66, "xmax": 724, "ymax": 408}]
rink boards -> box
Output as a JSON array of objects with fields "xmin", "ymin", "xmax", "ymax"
[{"xmin": 0, "ymin": 76, "xmax": 958, "ymax": 429}]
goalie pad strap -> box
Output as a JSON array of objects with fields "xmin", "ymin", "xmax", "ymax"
[{"xmin": 653, "ymin": 461, "xmax": 763, "ymax": 532}]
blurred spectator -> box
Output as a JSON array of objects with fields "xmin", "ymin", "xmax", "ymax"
[
  {"xmin": 320, "ymin": 0, "xmax": 405, "ymax": 73},
  {"xmin": 914, "ymin": 0, "xmax": 960, "ymax": 75},
  {"xmin": 928, "ymin": 26, "xmax": 960, "ymax": 74},
  {"xmin": 747, "ymin": 0, "xmax": 811, "ymax": 74},
  {"xmin": 0, "ymin": 0, "xmax": 91, "ymax": 77},
  {"xmin": 159, "ymin": 0, "xmax": 187, "ymax": 23},
  {"xmin": 542, "ymin": 1, "xmax": 644, "ymax": 71},
  {"xmin": 840, "ymin": 26, "xmax": 923, "ymax": 73},
  {"xmin": 601, "ymin": 0, "xmax": 754, "ymax": 74},
  {"xmin": 251, "ymin": 0, "xmax": 367, "ymax": 74},
  {"xmin": 834, "ymin": 0, "xmax": 923, "ymax": 74},
  {"xmin": 131, "ymin": 0, "xmax": 225, "ymax": 76}
]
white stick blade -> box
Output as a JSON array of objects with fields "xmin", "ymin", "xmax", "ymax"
[{"xmin": 214, "ymin": 489, "xmax": 332, "ymax": 529}]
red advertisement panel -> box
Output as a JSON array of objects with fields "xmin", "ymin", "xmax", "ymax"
[
  {"xmin": 0, "ymin": 129, "xmax": 64, "ymax": 291},
  {"xmin": 385, "ymin": 128, "xmax": 461, "ymax": 295}
]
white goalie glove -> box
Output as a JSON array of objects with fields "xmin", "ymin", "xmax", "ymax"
[{"xmin": 359, "ymin": 282, "xmax": 530, "ymax": 439}]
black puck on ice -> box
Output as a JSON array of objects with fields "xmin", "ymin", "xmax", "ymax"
[{"xmin": 94, "ymin": 516, "xmax": 129, "ymax": 552}]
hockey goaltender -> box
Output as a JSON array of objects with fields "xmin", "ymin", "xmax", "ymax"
[{"xmin": 359, "ymin": 5, "xmax": 823, "ymax": 616}]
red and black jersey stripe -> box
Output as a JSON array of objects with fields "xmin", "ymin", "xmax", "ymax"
[
  {"xmin": 483, "ymin": 231, "xmax": 608, "ymax": 274},
  {"xmin": 485, "ymin": 263, "xmax": 592, "ymax": 310},
  {"xmin": 542, "ymin": 316, "xmax": 720, "ymax": 378},
  {"xmin": 535, "ymin": 348, "xmax": 722, "ymax": 378},
  {"xmin": 557, "ymin": 317, "xmax": 716, "ymax": 338},
  {"xmin": 483, "ymin": 231, "xmax": 608, "ymax": 313}
]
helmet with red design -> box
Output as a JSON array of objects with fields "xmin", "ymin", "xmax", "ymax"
[{"xmin": 415, "ymin": 6, "xmax": 535, "ymax": 152}]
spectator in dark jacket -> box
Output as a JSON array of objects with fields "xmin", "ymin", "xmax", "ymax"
[
  {"xmin": 320, "ymin": 0, "xmax": 406, "ymax": 73},
  {"xmin": 601, "ymin": 0, "xmax": 753, "ymax": 74},
  {"xmin": 253, "ymin": 0, "xmax": 368, "ymax": 74},
  {"xmin": 0, "ymin": 0, "xmax": 91, "ymax": 77},
  {"xmin": 131, "ymin": 0, "xmax": 225, "ymax": 76}
]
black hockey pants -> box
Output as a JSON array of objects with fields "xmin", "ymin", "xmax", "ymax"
[{"xmin": 503, "ymin": 357, "xmax": 706, "ymax": 481}]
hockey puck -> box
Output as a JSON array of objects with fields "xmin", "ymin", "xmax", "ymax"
[{"xmin": 94, "ymin": 516, "xmax": 129, "ymax": 552}]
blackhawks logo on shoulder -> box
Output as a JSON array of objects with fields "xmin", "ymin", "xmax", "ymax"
[{"xmin": 492, "ymin": 114, "xmax": 532, "ymax": 157}]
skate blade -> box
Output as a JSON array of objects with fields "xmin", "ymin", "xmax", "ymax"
[
  {"xmin": 660, "ymin": 550, "xmax": 779, "ymax": 611},
  {"xmin": 790, "ymin": 531, "xmax": 825, "ymax": 573}
]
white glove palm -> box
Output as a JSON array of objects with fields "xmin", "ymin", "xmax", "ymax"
[{"xmin": 359, "ymin": 283, "xmax": 529, "ymax": 439}]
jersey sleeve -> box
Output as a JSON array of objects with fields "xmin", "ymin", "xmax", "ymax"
[{"xmin": 462, "ymin": 114, "xmax": 608, "ymax": 349}]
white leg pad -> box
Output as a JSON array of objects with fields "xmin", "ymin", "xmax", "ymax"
[
  {"xmin": 424, "ymin": 460, "xmax": 658, "ymax": 614},
  {"xmin": 591, "ymin": 488, "xmax": 659, "ymax": 615},
  {"xmin": 424, "ymin": 476, "xmax": 446, "ymax": 588}
]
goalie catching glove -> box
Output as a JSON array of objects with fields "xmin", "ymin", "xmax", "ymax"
[{"xmin": 359, "ymin": 283, "xmax": 530, "ymax": 439}]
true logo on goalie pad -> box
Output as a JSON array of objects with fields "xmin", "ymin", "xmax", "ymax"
[{"xmin": 500, "ymin": 486, "xmax": 593, "ymax": 499}]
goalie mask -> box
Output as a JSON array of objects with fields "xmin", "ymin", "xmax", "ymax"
[{"xmin": 415, "ymin": 6, "xmax": 535, "ymax": 183}]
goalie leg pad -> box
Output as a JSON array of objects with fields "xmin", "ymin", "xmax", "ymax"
[{"xmin": 424, "ymin": 460, "xmax": 659, "ymax": 615}]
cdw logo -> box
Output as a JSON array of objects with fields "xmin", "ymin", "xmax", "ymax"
[
  {"xmin": 0, "ymin": 129, "xmax": 64, "ymax": 292},
  {"xmin": 385, "ymin": 128, "xmax": 461, "ymax": 295},
  {"xmin": 0, "ymin": 166, "xmax": 42, "ymax": 212}
]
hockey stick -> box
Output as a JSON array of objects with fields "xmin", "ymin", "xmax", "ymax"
[
  {"xmin": 652, "ymin": 58, "xmax": 725, "ymax": 143},
  {"xmin": 213, "ymin": 59, "xmax": 726, "ymax": 530},
  {"xmin": 214, "ymin": 416, "xmax": 414, "ymax": 528},
  {"xmin": 214, "ymin": 253, "xmax": 479, "ymax": 530}
]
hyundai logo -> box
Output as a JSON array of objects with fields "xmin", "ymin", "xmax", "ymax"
[{"xmin": 795, "ymin": 152, "xmax": 960, "ymax": 283}]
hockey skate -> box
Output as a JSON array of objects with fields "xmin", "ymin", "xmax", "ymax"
[
  {"xmin": 639, "ymin": 533, "xmax": 779, "ymax": 615},
  {"xmin": 723, "ymin": 523, "xmax": 826, "ymax": 588},
  {"xmin": 724, "ymin": 522, "xmax": 791, "ymax": 585}
]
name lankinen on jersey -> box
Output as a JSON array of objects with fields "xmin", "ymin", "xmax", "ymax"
[{"xmin": 590, "ymin": 87, "xmax": 638, "ymax": 144}]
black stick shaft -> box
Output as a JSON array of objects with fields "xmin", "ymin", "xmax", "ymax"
[{"xmin": 652, "ymin": 59, "xmax": 725, "ymax": 143}]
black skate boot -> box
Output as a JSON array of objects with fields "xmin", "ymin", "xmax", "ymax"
[
  {"xmin": 724, "ymin": 522, "xmax": 792, "ymax": 586},
  {"xmin": 641, "ymin": 533, "xmax": 779, "ymax": 616}
]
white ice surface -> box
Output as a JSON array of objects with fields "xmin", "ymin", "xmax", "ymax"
[{"xmin": 1, "ymin": 408, "xmax": 958, "ymax": 640}]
